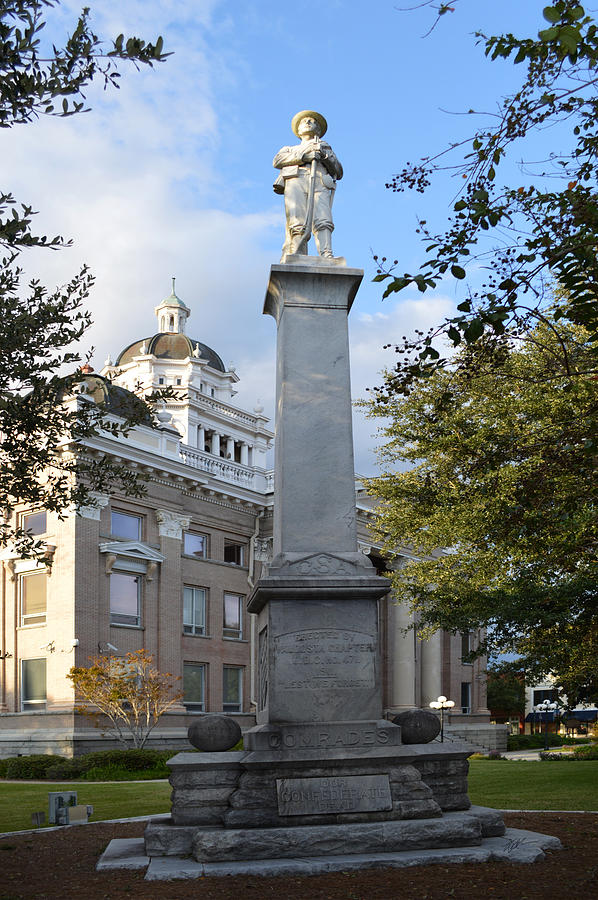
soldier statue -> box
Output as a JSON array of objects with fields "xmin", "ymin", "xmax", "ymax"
[{"xmin": 273, "ymin": 110, "xmax": 343, "ymax": 259}]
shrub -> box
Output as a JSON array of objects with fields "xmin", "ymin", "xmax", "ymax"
[
  {"xmin": 5, "ymin": 755, "xmax": 69, "ymax": 779},
  {"xmin": 573, "ymin": 744, "xmax": 598, "ymax": 760},
  {"xmin": 469, "ymin": 750, "xmax": 507, "ymax": 760},
  {"xmin": 1, "ymin": 748, "xmax": 179, "ymax": 780},
  {"xmin": 506, "ymin": 733, "xmax": 586, "ymax": 751},
  {"xmin": 540, "ymin": 744, "xmax": 598, "ymax": 761},
  {"xmin": 74, "ymin": 748, "xmax": 174, "ymax": 774}
]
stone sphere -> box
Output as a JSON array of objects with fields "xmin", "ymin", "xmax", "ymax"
[
  {"xmin": 188, "ymin": 715, "xmax": 242, "ymax": 752},
  {"xmin": 392, "ymin": 708, "xmax": 440, "ymax": 744}
]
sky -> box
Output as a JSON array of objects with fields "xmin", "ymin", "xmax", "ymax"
[{"xmin": 4, "ymin": 0, "xmax": 555, "ymax": 473}]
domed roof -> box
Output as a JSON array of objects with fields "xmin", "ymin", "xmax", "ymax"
[
  {"xmin": 71, "ymin": 374, "xmax": 154, "ymax": 425},
  {"xmin": 115, "ymin": 333, "xmax": 226, "ymax": 372}
]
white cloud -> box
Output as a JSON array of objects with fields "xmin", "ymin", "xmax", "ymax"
[{"xmin": 4, "ymin": 1, "xmax": 455, "ymax": 479}]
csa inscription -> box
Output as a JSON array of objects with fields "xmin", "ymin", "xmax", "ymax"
[
  {"xmin": 276, "ymin": 775, "xmax": 392, "ymax": 816},
  {"xmin": 274, "ymin": 629, "xmax": 375, "ymax": 692}
]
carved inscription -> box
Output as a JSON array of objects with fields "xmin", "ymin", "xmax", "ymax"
[
  {"xmin": 263, "ymin": 723, "xmax": 398, "ymax": 751},
  {"xmin": 274, "ymin": 629, "xmax": 375, "ymax": 692},
  {"xmin": 286, "ymin": 554, "xmax": 353, "ymax": 576},
  {"xmin": 277, "ymin": 775, "xmax": 392, "ymax": 817}
]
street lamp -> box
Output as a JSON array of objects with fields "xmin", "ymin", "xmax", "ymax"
[
  {"xmin": 430, "ymin": 695, "xmax": 455, "ymax": 742},
  {"xmin": 535, "ymin": 699, "xmax": 558, "ymax": 751}
]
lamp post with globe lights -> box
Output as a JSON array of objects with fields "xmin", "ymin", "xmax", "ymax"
[
  {"xmin": 429, "ymin": 696, "xmax": 455, "ymax": 742},
  {"xmin": 535, "ymin": 699, "xmax": 558, "ymax": 751}
]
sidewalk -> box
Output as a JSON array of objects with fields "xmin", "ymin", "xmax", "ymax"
[{"xmin": 502, "ymin": 747, "xmax": 563, "ymax": 761}]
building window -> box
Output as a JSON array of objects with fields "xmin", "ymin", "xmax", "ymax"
[
  {"xmin": 461, "ymin": 682, "xmax": 472, "ymax": 715},
  {"xmin": 21, "ymin": 658, "xmax": 46, "ymax": 710},
  {"xmin": 111, "ymin": 511, "xmax": 141, "ymax": 541},
  {"xmin": 460, "ymin": 632, "xmax": 473, "ymax": 664},
  {"xmin": 183, "ymin": 586, "xmax": 206, "ymax": 636},
  {"xmin": 20, "ymin": 571, "xmax": 47, "ymax": 626},
  {"xmin": 110, "ymin": 573, "xmax": 141, "ymax": 626},
  {"xmin": 158, "ymin": 376, "xmax": 164, "ymax": 385},
  {"xmin": 176, "ymin": 378, "xmax": 182, "ymax": 386},
  {"xmin": 21, "ymin": 510, "xmax": 47, "ymax": 535},
  {"xmin": 223, "ymin": 593, "xmax": 243, "ymax": 639},
  {"xmin": 183, "ymin": 531, "xmax": 208, "ymax": 559},
  {"xmin": 183, "ymin": 662, "xmax": 206, "ymax": 711},
  {"xmin": 223, "ymin": 666, "xmax": 243, "ymax": 713},
  {"xmin": 223, "ymin": 541, "xmax": 245, "ymax": 566}
]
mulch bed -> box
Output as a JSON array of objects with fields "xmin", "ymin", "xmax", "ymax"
[{"xmin": 0, "ymin": 813, "xmax": 597, "ymax": 899}]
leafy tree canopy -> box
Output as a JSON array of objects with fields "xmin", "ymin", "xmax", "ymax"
[
  {"xmin": 486, "ymin": 661, "xmax": 526, "ymax": 719},
  {"xmin": 363, "ymin": 313, "xmax": 598, "ymax": 706},
  {"xmin": 0, "ymin": 1, "xmax": 168, "ymax": 555},
  {"xmin": 68, "ymin": 650, "xmax": 183, "ymax": 749},
  {"xmin": 375, "ymin": 1, "xmax": 598, "ymax": 394}
]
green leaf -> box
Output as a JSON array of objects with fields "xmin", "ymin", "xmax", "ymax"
[
  {"xmin": 539, "ymin": 26, "xmax": 559, "ymax": 41},
  {"xmin": 542, "ymin": 6, "xmax": 561, "ymax": 23},
  {"xmin": 464, "ymin": 319, "xmax": 484, "ymax": 342},
  {"xmin": 454, "ymin": 200, "xmax": 467, "ymax": 211},
  {"xmin": 451, "ymin": 265, "xmax": 466, "ymax": 280}
]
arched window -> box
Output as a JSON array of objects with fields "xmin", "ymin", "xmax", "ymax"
[{"xmin": 169, "ymin": 315, "xmax": 175, "ymax": 331}]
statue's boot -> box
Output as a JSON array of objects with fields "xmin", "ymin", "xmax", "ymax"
[{"xmin": 314, "ymin": 226, "xmax": 334, "ymax": 258}]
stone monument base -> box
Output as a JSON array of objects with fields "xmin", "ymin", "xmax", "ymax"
[{"xmin": 144, "ymin": 742, "xmax": 497, "ymax": 863}]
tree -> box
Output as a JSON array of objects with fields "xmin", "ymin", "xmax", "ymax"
[
  {"xmin": 486, "ymin": 662, "xmax": 526, "ymax": 720},
  {"xmin": 363, "ymin": 314, "xmax": 598, "ymax": 705},
  {"xmin": 0, "ymin": 1, "xmax": 168, "ymax": 555},
  {"xmin": 374, "ymin": 2, "xmax": 598, "ymax": 395},
  {"xmin": 67, "ymin": 650, "xmax": 183, "ymax": 749}
]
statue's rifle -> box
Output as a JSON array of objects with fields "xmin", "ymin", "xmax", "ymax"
[{"xmin": 297, "ymin": 137, "xmax": 319, "ymax": 255}]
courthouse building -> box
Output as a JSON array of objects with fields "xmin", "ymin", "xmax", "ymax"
[{"xmin": 0, "ymin": 286, "xmax": 494, "ymax": 756}]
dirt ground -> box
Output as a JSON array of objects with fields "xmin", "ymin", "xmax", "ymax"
[{"xmin": 0, "ymin": 813, "xmax": 596, "ymax": 900}]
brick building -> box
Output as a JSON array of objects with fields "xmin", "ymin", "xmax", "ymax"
[{"xmin": 0, "ymin": 286, "xmax": 494, "ymax": 756}]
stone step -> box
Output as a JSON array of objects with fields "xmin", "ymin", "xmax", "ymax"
[{"xmin": 192, "ymin": 814, "xmax": 482, "ymax": 863}]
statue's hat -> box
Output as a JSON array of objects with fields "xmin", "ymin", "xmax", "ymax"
[{"xmin": 291, "ymin": 109, "xmax": 328, "ymax": 138}]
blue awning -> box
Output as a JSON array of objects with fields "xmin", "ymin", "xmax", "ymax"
[
  {"xmin": 562, "ymin": 709, "xmax": 598, "ymax": 722},
  {"xmin": 525, "ymin": 711, "xmax": 559, "ymax": 722}
]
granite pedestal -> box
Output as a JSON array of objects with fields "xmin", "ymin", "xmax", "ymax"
[{"xmin": 141, "ymin": 257, "xmax": 558, "ymax": 873}]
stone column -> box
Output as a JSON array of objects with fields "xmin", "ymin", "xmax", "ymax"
[
  {"xmin": 240, "ymin": 443, "xmax": 249, "ymax": 466},
  {"xmin": 156, "ymin": 510, "xmax": 191, "ymax": 706},
  {"xmin": 248, "ymin": 261, "xmax": 390, "ymax": 734},
  {"xmin": 226, "ymin": 437, "xmax": 235, "ymax": 460},
  {"xmin": 388, "ymin": 597, "xmax": 417, "ymax": 713},
  {"xmin": 266, "ymin": 263, "xmax": 361, "ymax": 559},
  {"xmin": 211, "ymin": 432, "xmax": 220, "ymax": 456},
  {"xmin": 197, "ymin": 425, "xmax": 205, "ymax": 451},
  {"xmin": 420, "ymin": 631, "xmax": 443, "ymax": 708}
]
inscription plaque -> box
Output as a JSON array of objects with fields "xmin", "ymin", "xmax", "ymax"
[
  {"xmin": 276, "ymin": 775, "xmax": 392, "ymax": 817},
  {"xmin": 273, "ymin": 628, "xmax": 375, "ymax": 692}
]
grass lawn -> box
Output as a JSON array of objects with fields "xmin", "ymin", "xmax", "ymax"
[
  {"xmin": 468, "ymin": 759, "xmax": 598, "ymax": 810},
  {"xmin": 0, "ymin": 780, "xmax": 171, "ymax": 833},
  {"xmin": 1, "ymin": 760, "xmax": 597, "ymax": 834}
]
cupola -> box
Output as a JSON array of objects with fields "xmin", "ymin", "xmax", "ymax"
[{"xmin": 154, "ymin": 277, "xmax": 191, "ymax": 334}]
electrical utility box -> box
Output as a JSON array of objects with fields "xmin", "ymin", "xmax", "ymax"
[{"xmin": 48, "ymin": 791, "xmax": 77, "ymax": 824}]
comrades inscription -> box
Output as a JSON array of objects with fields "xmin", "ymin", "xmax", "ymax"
[
  {"xmin": 276, "ymin": 775, "xmax": 392, "ymax": 816},
  {"xmin": 274, "ymin": 629, "xmax": 376, "ymax": 692}
]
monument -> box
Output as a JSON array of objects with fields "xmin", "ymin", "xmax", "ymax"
[{"xmin": 134, "ymin": 111, "xmax": 560, "ymax": 877}]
